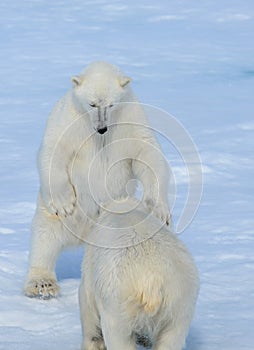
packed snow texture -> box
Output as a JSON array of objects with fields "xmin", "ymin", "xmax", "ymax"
[{"xmin": 0, "ymin": 0, "xmax": 253, "ymax": 349}]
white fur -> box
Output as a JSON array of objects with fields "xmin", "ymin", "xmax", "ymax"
[
  {"xmin": 24, "ymin": 61, "xmax": 171, "ymax": 298},
  {"xmin": 80, "ymin": 199, "xmax": 199, "ymax": 350}
]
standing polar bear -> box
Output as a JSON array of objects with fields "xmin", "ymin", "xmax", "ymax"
[
  {"xmin": 80, "ymin": 199, "xmax": 199, "ymax": 350},
  {"xmin": 24, "ymin": 61, "xmax": 171, "ymax": 299}
]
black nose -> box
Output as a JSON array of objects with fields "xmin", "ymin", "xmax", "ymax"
[{"xmin": 97, "ymin": 126, "xmax": 108, "ymax": 135}]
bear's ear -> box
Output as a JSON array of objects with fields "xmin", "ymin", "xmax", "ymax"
[
  {"xmin": 119, "ymin": 76, "xmax": 131, "ymax": 88},
  {"xmin": 71, "ymin": 75, "xmax": 82, "ymax": 87}
]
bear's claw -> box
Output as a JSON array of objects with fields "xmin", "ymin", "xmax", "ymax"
[{"xmin": 144, "ymin": 199, "xmax": 171, "ymax": 227}]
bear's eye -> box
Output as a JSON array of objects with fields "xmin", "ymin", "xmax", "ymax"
[
  {"xmin": 109, "ymin": 104, "xmax": 114, "ymax": 108},
  {"xmin": 89, "ymin": 103, "xmax": 97, "ymax": 108}
]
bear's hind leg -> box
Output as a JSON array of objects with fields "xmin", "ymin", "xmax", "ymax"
[
  {"xmin": 100, "ymin": 311, "xmax": 136, "ymax": 350},
  {"xmin": 24, "ymin": 206, "xmax": 71, "ymax": 299},
  {"xmin": 152, "ymin": 316, "xmax": 191, "ymax": 350},
  {"xmin": 79, "ymin": 276, "xmax": 106, "ymax": 350}
]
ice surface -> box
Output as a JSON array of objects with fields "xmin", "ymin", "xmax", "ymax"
[{"xmin": 0, "ymin": 0, "xmax": 253, "ymax": 349}]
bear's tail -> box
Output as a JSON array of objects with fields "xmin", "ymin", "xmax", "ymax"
[
  {"xmin": 122, "ymin": 275, "xmax": 163, "ymax": 317},
  {"xmin": 135, "ymin": 285, "xmax": 162, "ymax": 315}
]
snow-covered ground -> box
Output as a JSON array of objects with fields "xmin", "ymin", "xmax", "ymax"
[{"xmin": 0, "ymin": 0, "xmax": 254, "ymax": 349}]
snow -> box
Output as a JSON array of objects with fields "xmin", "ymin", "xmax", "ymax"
[{"xmin": 0, "ymin": 0, "xmax": 253, "ymax": 349}]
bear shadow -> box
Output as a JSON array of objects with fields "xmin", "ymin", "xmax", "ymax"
[
  {"xmin": 185, "ymin": 327, "xmax": 203, "ymax": 350},
  {"xmin": 55, "ymin": 246, "xmax": 84, "ymax": 280}
]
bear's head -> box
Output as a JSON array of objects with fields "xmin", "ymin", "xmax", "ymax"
[{"xmin": 71, "ymin": 61, "xmax": 131, "ymax": 135}]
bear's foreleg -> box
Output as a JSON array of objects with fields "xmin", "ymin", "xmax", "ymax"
[
  {"xmin": 24, "ymin": 202, "xmax": 80, "ymax": 299},
  {"xmin": 132, "ymin": 146, "xmax": 171, "ymax": 226}
]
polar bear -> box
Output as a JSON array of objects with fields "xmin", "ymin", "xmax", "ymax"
[
  {"xmin": 24, "ymin": 61, "xmax": 171, "ymax": 299},
  {"xmin": 79, "ymin": 198, "xmax": 199, "ymax": 350}
]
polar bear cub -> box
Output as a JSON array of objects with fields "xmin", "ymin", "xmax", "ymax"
[{"xmin": 79, "ymin": 199, "xmax": 199, "ymax": 350}]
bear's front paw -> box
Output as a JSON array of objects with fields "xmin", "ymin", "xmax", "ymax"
[
  {"xmin": 24, "ymin": 278, "xmax": 59, "ymax": 299},
  {"xmin": 49, "ymin": 185, "xmax": 77, "ymax": 217},
  {"xmin": 144, "ymin": 199, "xmax": 171, "ymax": 226}
]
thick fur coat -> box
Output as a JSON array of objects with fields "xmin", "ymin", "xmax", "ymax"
[
  {"xmin": 24, "ymin": 62, "xmax": 170, "ymax": 298},
  {"xmin": 80, "ymin": 199, "xmax": 199, "ymax": 350}
]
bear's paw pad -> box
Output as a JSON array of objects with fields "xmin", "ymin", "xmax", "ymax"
[{"xmin": 24, "ymin": 278, "xmax": 59, "ymax": 299}]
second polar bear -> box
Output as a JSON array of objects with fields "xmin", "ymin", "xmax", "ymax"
[
  {"xmin": 79, "ymin": 199, "xmax": 199, "ymax": 350},
  {"xmin": 24, "ymin": 61, "xmax": 171, "ymax": 298}
]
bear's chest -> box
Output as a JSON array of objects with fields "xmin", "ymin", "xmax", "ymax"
[{"xmin": 70, "ymin": 141, "xmax": 134, "ymax": 203}]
